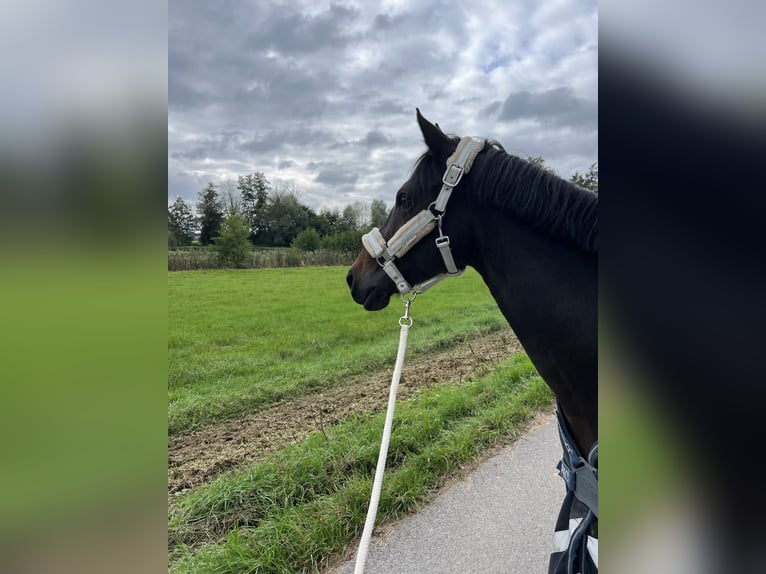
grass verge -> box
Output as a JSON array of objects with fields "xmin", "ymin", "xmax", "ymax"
[
  {"xmin": 168, "ymin": 267, "xmax": 506, "ymax": 434},
  {"xmin": 168, "ymin": 354, "xmax": 553, "ymax": 573}
]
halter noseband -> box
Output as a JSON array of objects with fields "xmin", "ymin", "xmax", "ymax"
[{"xmin": 361, "ymin": 136, "xmax": 485, "ymax": 295}]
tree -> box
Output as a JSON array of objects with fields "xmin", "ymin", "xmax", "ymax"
[
  {"xmin": 321, "ymin": 229, "xmax": 362, "ymax": 253},
  {"xmin": 310, "ymin": 207, "xmax": 342, "ymax": 237},
  {"xmin": 370, "ymin": 199, "xmax": 388, "ymax": 228},
  {"xmin": 258, "ymin": 185, "xmax": 314, "ymax": 247},
  {"xmin": 340, "ymin": 200, "xmax": 368, "ymax": 231},
  {"xmin": 213, "ymin": 209, "xmax": 251, "ymax": 267},
  {"xmin": 571, "ymin": 162, "xmax": 598, "ymax": 194},
  {"xmin": 219, "ymin": 179, "xmax": 241, "ymax": 213},
  {"xmin": 291, "ymin": 227, "xmax": 321, "ymax": 252},
  {"xmin": 238, "ymin": 172, "xmax": 270, "ymax": 243},
  {"xmin": 168, "ymin": 196, "xmax": 197, "ymax": 247},
  {"xmin": 197, "ymin": 182, "xmax": 224, "ymax": 245},
  {"xmin": 526, "ymin": 156, "xmax": 556, "ymax": 174}
]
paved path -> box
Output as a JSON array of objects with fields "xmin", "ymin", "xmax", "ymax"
[{"xmin": 333, "ymin": 414, "xmax": 563, "ymax": 574}]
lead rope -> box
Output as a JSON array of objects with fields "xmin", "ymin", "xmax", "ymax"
[{"xmin": 354, "ymin": 292, "xmax": 417, "ymax": 574}]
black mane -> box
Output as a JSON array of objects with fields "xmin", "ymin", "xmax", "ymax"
[{"xmin": 410, "ymin": 140, "xmax": 598, "ymax": 255}]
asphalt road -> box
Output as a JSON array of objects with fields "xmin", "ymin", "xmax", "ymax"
[{"xmin": 333, "ymin": 413, "xmax": 563, "ymax": 574}]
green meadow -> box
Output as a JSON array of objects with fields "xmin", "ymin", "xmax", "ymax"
[
  {"xmin": 169, "ymin": 266, "xmax": 509, "ymax": 435},
  {"xmin": 168, "ymin": 266, "xmax": 553, "ymax": 573}
]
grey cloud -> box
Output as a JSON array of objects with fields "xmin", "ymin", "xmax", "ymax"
[
  {"xmin": 226, "ymin": 60, "xmax": 334, "ymax": 121},
  {"xmin": 480, "ymin": 100, "xmax": 502, "ymax": 118},
  {"xmin": 278, "ymin": 159, "xmax": 296, "ymax": 170},
  {"xmin": 370, "ymin": 4, "xmax": 470, "ymax": 39},
  {"xmin": 245, "ymin": 3, "xmax": 360, "ymax": 55},
  {"xmin": 240, "ymin": 127, "xmax": 340, "ymax": 155},
  {"xmin": 315, "ymin": 169, "xmax": 359, "ymax": 186},
  {"xmin": 372, "ymin": 13, "xmax": 396, "ymax": 30},
  {"xmin": 368, "ymin": 98, "xmax": 411, "ymax": 117},
  {"xmin": 170, "ymin": 5, "xmax": 343, "ymax": 118},
  {"xmin": 425, "ymin": 84, "xmax": 447, "ymax": 101},
  {"xmin": 170, "ymin": 147, "xmax": 209, "ymax": 161},
  {"xmin": 497, "ymin": 87, "xmax": 597, "ymax": 130},
  {"xmin": 240, "ymin": 132, "xmax": 288, "ymax": 154},
  {"xmin": 361, "ymin": 129, "xmax": 391, "ymax": 148},
  {"xmin": 169, "ymin": 129, "xmax": 245, "ymax": 161}
]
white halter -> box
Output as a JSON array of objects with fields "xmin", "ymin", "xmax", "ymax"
[{"xmin": 361, "ymin": 136, "xmax": 485, "ymax": 294}]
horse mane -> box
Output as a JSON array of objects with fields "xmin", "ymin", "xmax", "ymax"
[{"xmin": 411, "ymin": 139, "xmax": 598, "ymax": 255}]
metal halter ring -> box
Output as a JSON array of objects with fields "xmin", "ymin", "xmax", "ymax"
[{"xmin": 401, "ymin": 292, "xmax": 418, "ymax": 303}]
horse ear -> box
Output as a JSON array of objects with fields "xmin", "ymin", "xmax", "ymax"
[{"xmin": 416, "ymin": 108, "xmax": 452, "ymax": 161}]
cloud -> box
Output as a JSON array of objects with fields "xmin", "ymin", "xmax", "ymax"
[
  {"xmin": 168, "ymin": 0, "xmax": 598, "ymax": 209},
  {"xmin": 496, "ymin": 87, "xmax": 597, "ymax": 129},
  {"xmin": 361, "ymin": 129, "xmax": 392, "ymax": 148},
  {"xmin": 244, "ymin": 3, "xmax": 360, "ymax": 55},
  {"xmin": 314, "ymin": 168, "xmax": 359, "ymax": 186},
  {"xmin": 480, "ymin": 100, "xmax": 502, "ymax": 118}
]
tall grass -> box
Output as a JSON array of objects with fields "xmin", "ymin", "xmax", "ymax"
[
  {"xmin": 169, "ymin": 247, "xmax": 356, "ymax": 271},
  {"xmin": 168, "ymin": 267, "xmax": 507, "ymax": 435}
]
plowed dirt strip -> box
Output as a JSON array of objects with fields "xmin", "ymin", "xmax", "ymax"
[{"xmin": 168, "ymin": 328, "xmax": 523, "ymax": 494}]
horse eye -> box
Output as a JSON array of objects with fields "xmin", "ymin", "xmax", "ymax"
[{"xmin": 397, "ymin": 193, "xmax": 411, "ymax": 208}]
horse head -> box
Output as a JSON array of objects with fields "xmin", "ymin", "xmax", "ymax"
[{"xmin": 346, "ymin": 109, "xmax": 480, "ymax": 310}]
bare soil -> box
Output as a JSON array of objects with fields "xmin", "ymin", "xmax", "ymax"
[{"xmin": 168, "ymin": 328, "xmax": 523, "ymax": 495}]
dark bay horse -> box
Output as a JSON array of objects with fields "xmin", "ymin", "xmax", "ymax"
[{"xmin": 346, "ymin": 110, "xmax": 597, "ymax": 573}]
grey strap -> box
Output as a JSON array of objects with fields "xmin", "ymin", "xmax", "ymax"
[
  {"xmin": 381, "ymin": 260, "xmax": 411, "ymax": 294},
  {"xmin": 435, "ymin": 235, "xmax": 458, "ymax": 274},
  {"xmin": 434, "ymin": 137, "xmax": 484, "ymax": 213}
]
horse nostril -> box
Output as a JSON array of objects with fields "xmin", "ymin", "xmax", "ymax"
[{"xmin": 346, "ymin": 270, "xmax": 354, "ymax": 289}]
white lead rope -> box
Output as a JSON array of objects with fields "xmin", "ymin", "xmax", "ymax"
[{"xmin": 354, "ymin": 296, "xmax": 415, "ymax": 574}]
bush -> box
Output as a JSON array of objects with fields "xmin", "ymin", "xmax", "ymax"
[
  {"xmin": 321, "ymin": 229, "xmax": 362, "ymax": 253},
  {"xmin": 213, "ymin": 213, "xmax": 251, "ymax": 268},
  {"xmin": 291, "ymin": 228, "xmax": 321, "ymax": 252}
]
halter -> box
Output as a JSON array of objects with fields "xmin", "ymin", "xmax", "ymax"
[{"xmin": 361, "ymin": 136, "xmax": 485, "ymax": 294}]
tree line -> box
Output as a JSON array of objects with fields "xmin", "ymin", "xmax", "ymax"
[
  {"xmin": 168, "ymin": 159, "xmax": 597, "ymax": 266},
  {"xmin": 168, "ymin": 172, "xmax": 389, "ymax": 260}
]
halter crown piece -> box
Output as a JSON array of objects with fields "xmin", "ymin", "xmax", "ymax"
[{"xmin": 362, "ymin": 136, "xmax": 485, "ymax": 294}]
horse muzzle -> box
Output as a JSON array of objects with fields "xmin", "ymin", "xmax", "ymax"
[{"xmin": 347, "ymin": 253, "xmax": 397, "ymax": 310}]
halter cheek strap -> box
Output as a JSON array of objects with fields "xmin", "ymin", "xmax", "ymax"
[{"xmin": 361, "ymin": 136, "xmax": 485, "ymax": 294}]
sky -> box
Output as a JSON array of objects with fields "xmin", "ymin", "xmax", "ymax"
[{"xmin": 168, "ymin": 0, "xmax": 597, "ymax": 212}]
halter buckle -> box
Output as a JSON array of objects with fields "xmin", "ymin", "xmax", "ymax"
[{"xmin": 442, "ymin": 164, "xmax": 464, "ymax": 187}]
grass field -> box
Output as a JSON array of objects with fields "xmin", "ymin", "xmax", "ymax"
[
  {"xmin": 169, "ymin": 267, "xmax": 509, "ymax": 435},
  {"xmin": 169, "ymin": 355, "xmax": 551, "ymax": 573},
  {"xmin": 168, "ymin": 266, "xmax": 553, "ymax": 573}
]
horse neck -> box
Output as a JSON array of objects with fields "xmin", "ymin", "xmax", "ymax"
[{"xmin": 467, "ymin": 208, "xmax": 598, "ymax": 453}]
